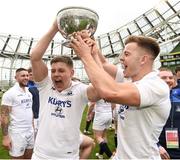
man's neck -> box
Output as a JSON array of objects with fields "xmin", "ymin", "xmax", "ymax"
[
  {"xmin": 132, "ymin": 65, "xmax": 153, "ymax": 82},
  {"xmin": 18, "ymin": 83, "xmax": 26, "ymax": 91},
  {"xmin": 132, "ymin": 70, "xmax": 152, "ymax": 82}
]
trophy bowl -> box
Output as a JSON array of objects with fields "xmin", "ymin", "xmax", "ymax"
[{"xmin": 57, "ymin": 6, "xmax": 99, "ymax": 47}]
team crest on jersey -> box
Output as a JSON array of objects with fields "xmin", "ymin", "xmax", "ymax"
[
  {"xmin": 67, "ymin": 90, "xmax": 73, "ymax": 96},
  {"xmin": 51, "ymin": 106, "xmax": 65, "ymax": 118},
  {"xmin": 118, "ymin": 105, "xmax": 129, "ymax": 120}
]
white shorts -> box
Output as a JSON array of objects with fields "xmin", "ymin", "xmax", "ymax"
[
  {"xmin": 9, "ymin": 129, "xmax": 34, "ymax": 157},
  {"xmin": 93, "ymin": 112, "xmax": 112, "ymax": 131}
]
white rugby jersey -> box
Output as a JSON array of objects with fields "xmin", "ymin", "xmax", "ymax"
[
  {"xmin": 34, "ymin": 76, "xmax": 89, "ymax": 159},
  {"xmin": 1, "ymin": 83, "xmax": 33, "ymax": 131},
  {"xmin": 113, "ymin": 67, "xmax": 171, "ymax": 160}
]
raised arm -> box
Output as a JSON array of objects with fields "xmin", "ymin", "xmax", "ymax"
[
  {"xmin": 87, "ymin": 38, "xmax": 117, "ymax": 78},
  {"xmin": 77, "ymin": 32, "xmax": 118, "ymax": 78},
  {"xmin": 87, "ymin": 84, "xmax": 100, "ymax": 102},
  {"xmin": 30, "ymin": 20, "xmax": 59, "ymax": 82},
  {"xmin": 96, "ymin": 48, "xmax": 118, "ymax": 79},
  {"xmin": 1, "ymin": 105, "xmax": 12, "ymax": 150},
  {"xmin": 70, "ymin": 35, "xmax": 140, "ymax": 106}
]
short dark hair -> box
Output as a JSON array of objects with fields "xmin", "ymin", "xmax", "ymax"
[
  {"xmin": 125, "ymin": 35, "xmax": 160, "ymax": 59},
  {"xmin": 175, "ymin": 66, "xmax": 180, "ymax": 73},
  {"xmin": 27, "ymin": 67, "xmax": 32, "ymax": 73},
  {"xmin": 50, "ymin": 55, "xmax": 73, "ymax": 68},
  {"xmin": 16, "ymin": 68, "xmax": 27, "ymax": 73}
]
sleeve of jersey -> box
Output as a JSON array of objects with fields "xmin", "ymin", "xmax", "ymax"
[
  {"xmin": 35, "ymin": 76, "xmax": 51, "ymax": 92},
  {"xmin": 79, "ymin": 83, "xmax": 89, "ymax": 105},
  {"xmin": 134, "ymin": 79, "xmax": 169, "ymax": 108},
  {"xmin": 1, "ymin": 91, "xmax": 13, "ymax": 106}
]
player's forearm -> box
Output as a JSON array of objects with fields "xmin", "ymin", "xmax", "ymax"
[
  {"xmin": 81, "ymin": 54, "xmax": 118, "ymax": 100},
  {"xmin": 96, "ymin": 49, "xmax": 117, "ymax": 78},
  {"xmin": 30, "ymin": 23, "xmax": 58, "ymax": 61},
  {"xmin": 1, "ymin": 106, "xmax": 10, "ymax": 136},
  {"xmin": 97, "ymin": 49, "xmax": 108, "ymax": 65},
  {"xmin": 87, "ymin": 103, "xmax": 95, "ymax": 115},
  {"xmin": 30, "ymin": 22, "xmax": 58, "ymax": 81},
  {"xmin": 2, "ymin": 123, "xmax": 9, "ymax": 136},
  {"xmin": 92, "ymin": 53, "xmax": 103, "ymax": 69}
]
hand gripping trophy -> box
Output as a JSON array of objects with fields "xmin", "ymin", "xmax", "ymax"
[{"xmin": 56, "ymin": 6, "xmax": 99, "ymax": 47}]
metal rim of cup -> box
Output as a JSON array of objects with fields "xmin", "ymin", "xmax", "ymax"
[{"xmin": 57, "ymin": 6, "xmax": 99, "ymax": 19}]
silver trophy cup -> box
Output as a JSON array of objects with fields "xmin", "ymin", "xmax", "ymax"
[{"xmin": 57, "ymin": 6, "xmax": 99, "ymax": 47}]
